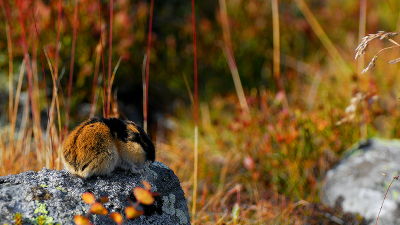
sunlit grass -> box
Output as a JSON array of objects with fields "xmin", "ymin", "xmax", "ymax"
[{"xmin": 2, "ymin": 0, "xmax": 400, "ymax": 224}]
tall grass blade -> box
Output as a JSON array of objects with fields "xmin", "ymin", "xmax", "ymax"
[
  {"xmin": 66, "ymin": 0, "xmax": 79, "ymax": 129},
  {"xmin": 143, "ymin": 0, "xmax": 155, "ymax": 132},
  {"xmin": 219, "ymin": 0, "xmax": 249, "ymax": 113},
  {"xmin": 191, "ymin": 0, "xmax": 200, "ymax": 220},
  {"xmin": 294, "ymin": 0, "xmax": 352, "ymax": 75}
]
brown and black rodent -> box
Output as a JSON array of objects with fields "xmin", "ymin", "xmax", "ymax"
[{"xmin": 62, "ymin": 117, "xmax": 155, "ymax": 178}]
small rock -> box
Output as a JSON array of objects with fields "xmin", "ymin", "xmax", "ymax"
[
  {"xmin": 0, "ymin": 162, "xmax": 190, "ymax": 225},
  {"xmin": 322, "ymin": 138, "xmax": 400, "ymax": 225}
]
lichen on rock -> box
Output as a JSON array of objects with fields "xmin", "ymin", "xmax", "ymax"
[{"xmin": 0, "ymin": 162, "xmax": 190, "ymax": 225}]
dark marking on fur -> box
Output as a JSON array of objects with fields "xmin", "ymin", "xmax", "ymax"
[{"xmin": 81, "ymin": 161, "xmax": 90, "ymax": 171}]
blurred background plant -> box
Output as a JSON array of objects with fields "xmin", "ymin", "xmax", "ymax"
[{"xmin": 1, "ymin": 0, "xmax": 400, "ymax": 224}]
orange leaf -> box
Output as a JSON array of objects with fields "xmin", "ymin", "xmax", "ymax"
[
  {"xmin": 109, "ymin": 212, "xmax": 124, "ymax": 225},
  {"xmin": 134, "ymin": 187, "xmax": 154, "ymax": 205},
  {"xmin": 74, "ymin": 215, "xmax": 92, "ymax": 225},
  {"xmin": 90, "ymin": 202, "xmax": 108, "ymax": 215},
  {"xmin": 142, "ymin": 181, "xmax": 151, "ymax": 190},
  {"xmin": 99, "ymin": 196, "xmax": 109, "ymax": 203},
  {"xmin": 82, "ymin": 192, "xmax": 96, "ymax": 205},
  {"xmin": 125, "ymin": 206, "xmax": 143, "ymax": 219}
]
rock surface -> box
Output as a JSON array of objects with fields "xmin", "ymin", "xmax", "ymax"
[
  {"xmin": 322, "ymin": 138, "xmax": 400, "ymax": 225},
  {"xmin": 0, "ymin": 162, "xmax": 190, "ymax": 225}
]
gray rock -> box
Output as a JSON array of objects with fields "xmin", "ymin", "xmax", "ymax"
[
  {"xmin": 0, "ymin": 162, "xmax": 190, "ymax": 225},
  {"xmin": 321, "ymin": 138, "xmax": 400, "ymax": 225}
]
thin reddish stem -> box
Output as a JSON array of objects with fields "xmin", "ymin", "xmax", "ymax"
[
  {"xmin": 1, "ymin": 0, "xmax": 13, "ymax": 115},
  {"xmin": 106, "ymin": 0, "xmax": 114, "ymax": 118},
  {"xmin": 31, "ymin": 4, "xmax": 49, "ymax": 114},
  {"xmin": 15, "ymin": 1, "xmax": 37, "ymax": 122},
  {"xmin": 15, "ymin": 0, "xmax": 42, "ymax": 148},
  {"xmin": 54, "ymin": 0, "xmax": 62, "ymax": 79},
  {"xmin": 90, "ymin": 0, "xmax": 104, "ymax": 117},
  {"xmin": 65, "ymin": 0, "xmax": 79, "ymax": 129},
  {"xmin": 98, "ymin": 1, "xmax": 107, "ymax": 117},
  {"xmin": 143, "ymin": 0, "xmax": 154, "ymax": 131}
]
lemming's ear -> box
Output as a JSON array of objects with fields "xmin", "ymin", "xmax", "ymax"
[{"xmin": 137, "ymin": 125, "xmax": 155, "ymax": 162}]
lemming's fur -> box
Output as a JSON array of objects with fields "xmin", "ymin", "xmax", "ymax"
[{"xmin": 62, "ymin": 118, "xmax": 155, "ymax": 178}]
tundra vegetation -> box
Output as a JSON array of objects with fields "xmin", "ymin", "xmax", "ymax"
[{"xmin": 0, "ymin": 0, "xmax": 399, "ymax": 224}]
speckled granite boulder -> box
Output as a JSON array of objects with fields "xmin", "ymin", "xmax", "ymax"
[
  {"xmin": 322, "ymin": 139, "xmax": 400, "ymax": 225},
  {"xmin": 0, "ymin": 162, "xmax": 190, "ymax": 225}
]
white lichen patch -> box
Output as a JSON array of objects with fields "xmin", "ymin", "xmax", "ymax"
[
  {"xmin": 162, "ymin": 194, "xmax": 176, "ymax": 215},
  {"xmin": 162, "ymin": 193, "xmax": 188, "ymax": 224},
  {"xmin": 175, "ymin": 209, "xmax": 188, "ymax": 224}
]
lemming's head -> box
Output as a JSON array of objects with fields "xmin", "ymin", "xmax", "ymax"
[{"xmin": 124, "ymin": 120, "xmax": 155, "ymax": 162}]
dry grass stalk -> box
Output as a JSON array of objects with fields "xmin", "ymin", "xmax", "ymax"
[
  {"xmin": 294, "ymin": 0, "xmax": 352, "ymax": 75},
  {"xmin": 375, "ymin": 176, "xmax": 399, "ymax": 225},
  {"xmin": 143, "ymin": 0, "xmax": 155, "ymax": 132},
  {"xmin": 388, "ymin": 58, "xmax": 400, "ymax": 64},
  {"xmin": 271, "ymin": 0, "xmax": 281, "ymax": 89},
  {"xmin": 219, "ymin": 0, "xmax": 249, "ymax": 114},
  {"xmin": 362, "ymin": 55, "xmax": 378, "ymax": 73},
  {"xmin": 191, "ymin": 0, "xmax": 200, "ymax": 220},
  {"xmin": 355, "ymin": 31, "xmax": 399, "ymax": 59},
  {"xmin": 357, "ymin": 0, "xmax": 367, "ymax": 74},
  {"xmin": 65, "ymin": 0, "xmax": 79, "ymax": 130},
  {"xmin": 1, "ymin": 0, "xmax": 15, "ymax": 151},
  {"xmin": 355, "ymin": 31, "xmax": 400, "ymax": 73},
  {"xmin": 106, "ymin": 0, "xmax": 114, "ymax": 118}
]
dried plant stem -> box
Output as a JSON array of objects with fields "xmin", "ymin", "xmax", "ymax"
[
  {"xmin": 366, "ymin": 45, "xmax": 400, "ymax": 71},
  {"xmin": 271, "ymin": 0, "xmax": 289, "ymax": 109},
  {"xmin": 294, "ymin": 0, "xmax": 352, "ymax": 75},
  {"xmin": 1, "ymin": 0, "xmax": 15, "ymax": 150},
  {"xmin": 106, "ymin": 0, "xmax": 114, "ymax": 118},
  {"xmin": 49, "ymin": 0, "xmax": 63, "ymax": 150},
  {"xmin": 16, "ymin": 0, "xmax": 43, "ymax": 152},
  {"xmin": 43, "ymin": 52, "xmax": 56, "ymax": 124},
  {"xmin": 144, "ymin": 0, "xmax": 154, "ymax": 132},
  {"xmin": 54, "ymin": 0, "xmax": 62, "ymax": 79},
  {"xmin": 388, "ymin": 38, "xmax": 400, "ymax": 46},
  {"xmin": 91, "ymin": 0, "xmax": 104, "ymax": 118},
  {"xmin": 9, "ymin": 61, "xmax": 26, "ymax": 162},
  {"xmin": 192, "ymin": 125, "xmax": 199, "ymax": 219},
  {"xmin": 191, "ymin": 0, "xmax": 199, "ymax": 220},
  {"xmin": 97, "ymin": 0, "xmax": 107, "ymax": 117},
  {"xmin": 43, "ymin": 48, "xmax": 61, "ymax": 154},
  {"xmin": 375, "ymin": 176, "xmax": 399, "ymax": 225},
  {"xmin": 90, "ymin": 42, "xmax": 102, "ymax": 118},
  {"xmin": 183, "ymin": 73, "xmax": 194, "ymax": 105},
  {"xmin": 31, "ymin": 3, "xmax": 56, "ymax": 168},
  {"xmin": 4, "ymin": 15, "xmax": 13, "ymax": 122},
  {"xmin": 271, "ymin": 0, "xmax": 281, "ymax": 90},
  {"xmin": 107, "ymin": 57, "xmax": 122, "ymax": 117},
  {"xmin": 142, "ymin": 54, "xmax": 147, "ymax": 129},
  {"xmin": 219, "ymin": 0, "xmax": 249, "ymax": 113},
  {"xmin": 357, "ymin": 0, "xmax": 367, "ymax": 75},
  {"xmin": 66, "ymin": 0, "xmax": 79, "ymax": 130}
]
